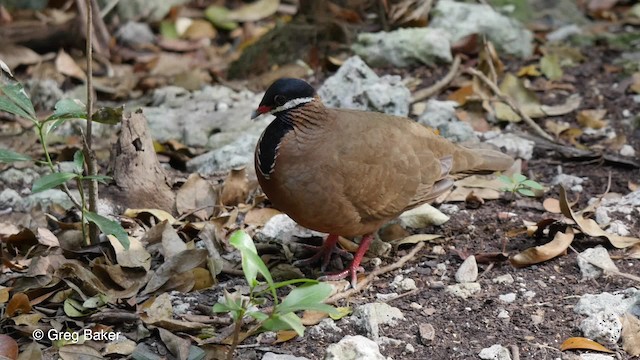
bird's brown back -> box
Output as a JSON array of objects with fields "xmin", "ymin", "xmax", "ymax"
[{"xmin": 256, "ymin": 102, "xmax": 513, "ymax": 236}]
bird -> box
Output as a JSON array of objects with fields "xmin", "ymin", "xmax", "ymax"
[{"xmin": 251, "ymin": 78, "xmax": 514, "ymax": 287}]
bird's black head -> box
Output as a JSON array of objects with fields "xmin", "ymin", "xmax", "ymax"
[{"xmin": 251, "ymin": 78, "xmax": 317, "ymax": 119}]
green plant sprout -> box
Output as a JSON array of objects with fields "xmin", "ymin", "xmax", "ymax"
[
  {"xmin": 0, "ymin": 64, "xmax": 129, "ymax": 248},
  {"xmin": 213, "ymin": 230, "xmax": 338, "ymax": 360},
  {"xmin": 498, "ymin": 173, "xmax": 544, "ymax": 197}
]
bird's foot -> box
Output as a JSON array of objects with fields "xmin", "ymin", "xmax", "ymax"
[
  {"xmin": 318, "ymin": 233, "xmax": 375, "ymax": 289},
  {"xmin": 318, "ymin": 265, "xmax": 365, "ymax": 289},
  {"xmin": 293, "ymin": 234, "xmax": 352, "ymax": 272}
]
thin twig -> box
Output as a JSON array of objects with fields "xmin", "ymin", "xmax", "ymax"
[
  {"xmin": 412, "ymin": 55, "xmax": 462, "ymax": 103},
  {"xmin": 326, "ymin": 242, "xmax": 425, "ymax": 304},
  {"xmin": 465, "ymin": 67, "xmax": 555, "ymax": 142},
  {"xmin": 84, "ymin": 0, "xmax": 100, "ymax": 243},
  {"xmin": 483, "ymin": 37, "xmax": 498, "ymax": 83}
]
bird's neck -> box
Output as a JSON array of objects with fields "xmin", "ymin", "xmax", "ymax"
[{"xmin": 276, "ymin": 99, "xmax": 328, "ymax": 131}]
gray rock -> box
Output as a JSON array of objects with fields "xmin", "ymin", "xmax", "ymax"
[
  {"xmin": 478, "ymin": 344, "xmax": 512, "ymax": 360},
  {"xmin": 25, "ymin": 78, "xmax": 64, "ymax": 112},
  {"xmin": 607, "ymin": 220, "xmax": 631, "ymax": 237},
  {"xmin": 255, "ymin": 214, "xmax": 326, "ymax": 245},
  {"xmin": 438, "ymin": 204, "xmax": 460, "ymax": 215},
  {"xmin": 430, "ymin": 0, "xmax": 533, "ymax": 58},
  {"xmin": 352, "ymin": 302, "xmax": 405, "ymax": 340},
  {"xmin": 620, "ymin": 144, "xmax": 636, "ymax": 157},
  {"xmin": 352, "ymin": 28, "xmax": 452, "ymax": 67},
  {"xmin": 574, "ymin": 289, "xmax": 640, "ymax": 318},
  {"xmin": 390, "ymin": 275, "xmax": 417, "ymax": 292},
  {"xmin": 16, "ymin": 189, "xmax": 77, "ymax": 212},
  {"xmin": 418, "ymin": 323, "xmax": 435, "ymax": 344},
  {"xmin": 307, "ymin": 319, "xmax": 343, "ymax": 342},
  {"xmin": 552, "ymin": 173, "xmax": 586, "ymax": 193},
  {"xmin": 417, "ymin": 99, "xmax": 476, "ymax": 143},
  {"xmin": 577, "ymin": 246, "xmax": 619, "ymax": 281},
  {"xmin": 143, "ymin": 85, "xmax": 264, "ymax": 148},
  {"xmin": 0, "ymin": 168, "xmax": 40, "ymax": 189},
  {"xmin": 262, "ymin": 353, "xmax": 310, "ymax": 360},
  {"xmin": 445, "ymin": 282, "xmax": 481, "ymax": 299},
  {"xmin": 546, "ymin": 24, "xmax": 583, "ymax": 43},
  {"xmin": 492, "ymin": 274, "xmax": 515, "ymax": 285},
  {"xmin": 324, "ymin": 335, "xmax": 385, "ymax": 360},
  {"xmin": 579, "ymin": 310, "xmax": 622, "ymax": 345},
  {"xmin": 499, "ymin": 293, "xmax": 517, "ymax": 303},
  {"xmin": 116, "ymin": 21, "xmax": 155, "ymax": 47},
  {"xmin": 593, "ymin": 190, "xmax": 640, "ymax": 226},
  {"xmin": 0, "ymin": 188, "xmax": 21, "ymax": 210},
  {"xmin": 318, "ymin": 56, "xmax": 411, "ymax": 117},
  {"xmin": 186, "ymin": 132, "xmax": 261, "ymax": 175},
  {"xmin": 455, "ymin": 255, "xmax": 478, "ymax": 283},
  {"xmin": 485, "ymin": 133, "xmax": 535, "ymax": 160}
]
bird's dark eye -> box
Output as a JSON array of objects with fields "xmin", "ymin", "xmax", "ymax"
[{"xmin": 274, "ymin": 94, "xmax": 287, "ymax": 106}]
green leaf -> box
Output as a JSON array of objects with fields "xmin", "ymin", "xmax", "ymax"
[
  {"xmin": 32, "ymin": 172, "xmax": 78, "ymax": 193},
  {"xmin": 329, "ymin": 306, "xmax": 352, "ymax": 320},
  {"xmin": 521, "ymin": 179, "xmax": 544, "ymax": 190},
  {"xmin": 246, "ymin": 310, "xmax": 269, "ymax": 322},
  {"xmin": 262, "ymin": 312, "xmax": 305, "ymax": 336},
  {"xmin": 81, "ymin": 175, "xmax": 112, "ymax": 184},
  {"xmin": 73, "ymin": 150, "xmax": 84, "ymax": 173},
  {"xmin": 540, "ymin": 53, "xmax": 563, "ymax": 81},
  {"xmin": 50, "ymin": 98, "xmax": 86, "ymax": 120},
  {"xmin": 159, "ymin": 20, "xmax": 179, "ymax": 39},
  {"xmin": 84, "ymin": 211, "xmax": 130, "ymax": 249},
  {"xmin": 92, "ymin": 106, "xmax": 123, "ymax": 125},
  {"xmin": 497, "ymin": 175, "xmax": 514, "ymax": 185},
  {"xmin": 0, "ymin": 95, "xmax": 35, "ymax": 122},
  {"xmin": 204, "ymin": 6, "xmax": 239, "ymax": 30},
  {"xmin": 277, "ymin": 283, "xmax": 337, "ymax": 315},
  {"xmin": 0, "ymin": 148, "xmax": 32, "ymax": 163},
  {"xmin": 516, "ymin": 188, "xmax": 535, "ymax": 197},
  {"xmin": 270, "ymin": 278, "xmax": 319, "ymax": 291},
  {"xmin": 512, "ymin": 173, "xmax": 527, "ymax": 184},
  {"xmin": 229, "ymin": 230, "xmax": 274, "ymax": 290},
  {"xmin": 47, "ymin": 118, "xmax": 68, "ymax": 134},
  {"xmin": 0, "ymin": 82, "xmax": 36, "ymax": 120}
]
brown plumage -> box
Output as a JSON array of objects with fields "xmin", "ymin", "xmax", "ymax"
[{"xmin": 252, "ymin": 78, "xmax": 513, "ymax": 287}]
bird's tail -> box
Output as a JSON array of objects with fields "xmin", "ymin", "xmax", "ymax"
[{"xmin": 451, "ymin": 145, "xmax": 515, "ymax": 174}]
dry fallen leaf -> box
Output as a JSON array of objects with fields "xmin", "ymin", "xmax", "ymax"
[
  {"xmin": 244, "ymin": 207, "xmax": 281, "ymax": 226},
  {"xmin": 6, "ymin": 293, "xmax": 32, "ymax": 317},
  {"xmin": 55, "ymin": 49, "xmax": 86, "ymax": 81},
  {"xmin": 543, "ymin": 198, "xmax": 561, "ymax": 214},
  {"xmin": 220, "ymin": 167, "xmax": 250, "ymax": 206},
  {"xmin": 559, "ymin": 187, "xmax": 640, "ymax": 248},
  {"xmin": 577, "ymin": 109, "xmax": 608, "ymax": 129},
  {"xmin": 621, "ymin": 313, "xmax": 640, "ymax": 356},
  {"xmin": 560, "ymin": 336, "xmax": 614, "ymax": 353},
  {"xmin": 510, "ymin": 228, "xmax": 574, "ymax": 268},
  {"xmin": 301, "ymin": 310, "xmax": 329, "ymax": 326},
  {"xmin": 227, "ymin": 0, "xmax": 280, "ymax": 22},
  {"xmin": 517, "ymin": 64, "xmax": 541, "ymax": 77},
  {"xmin": 123, "ymin": 208, "xmax": 176, "ymax": 224},
  {"xmin": 390, "ymin": 234, "xmax": 443, "ymax": 246},
  {"xmin": 176, "ymin": 174, "xmax": 217, "ymax": 220},
  {"xmin": 0, "ymin": 335, "xmax": 19, "ymax": 360}
]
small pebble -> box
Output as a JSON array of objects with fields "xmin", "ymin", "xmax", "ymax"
[
  {"xmin": 492, "ymin": 274, "xmax": 515, "ymax": 285},
  {"xmin": 418, "ymin": 323, "xmax": 435, "ymax": 344},
  {"xmin": 499, "ymin": 293, "xmax": 517, "ymax": 303}
]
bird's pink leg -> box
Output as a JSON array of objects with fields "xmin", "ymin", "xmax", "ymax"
[
  {"xmin": 293, "ymin": 234, "xmax": 353, "ymax": 272},
  {"xmin": 318, "ymin": 233, "xmax": 373, "ymax": 288}
]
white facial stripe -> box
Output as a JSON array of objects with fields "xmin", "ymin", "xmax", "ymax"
[{"xmin": 270, "ymin": 97, "xmax": 314, "ymax": 114}]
